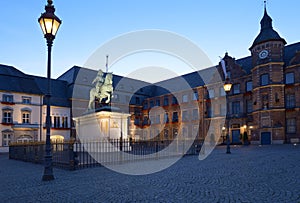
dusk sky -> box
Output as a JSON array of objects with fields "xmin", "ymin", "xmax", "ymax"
[{"xmin": 0, "ymin": 0, "xmax": 299, "ymax": 79}]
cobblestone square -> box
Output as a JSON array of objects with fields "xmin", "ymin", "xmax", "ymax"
[{"xmin": 1, "ymin": 145, "xmax": 300, "ymax": 202}]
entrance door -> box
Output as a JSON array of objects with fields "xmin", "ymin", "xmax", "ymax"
[
  {"xmin": 231, "ymin": 130, "xmax": 241, "ymax": 144},
  {"xmin": 261, "ymin": 132, "xmax": 271, "ymax": 145}
]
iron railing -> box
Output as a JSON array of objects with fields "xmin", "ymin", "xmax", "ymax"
[{"xmin": 9, "ymin": 139, "xmax": 203, "ymax": 170}]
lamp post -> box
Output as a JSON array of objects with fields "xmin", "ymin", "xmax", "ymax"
[
  {"xmin": 223, "ymin": 77, "xmax": 232, "ymax": 154},
  {"xmin": 39, "ymin": 0, "xmax": 61, "ymax": 181}
]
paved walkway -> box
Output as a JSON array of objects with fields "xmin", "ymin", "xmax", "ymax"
[{"xmin": 0, "ymin": 145, "xmax": 300, "ymax": 202}]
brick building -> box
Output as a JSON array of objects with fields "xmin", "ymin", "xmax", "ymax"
[{"xmin": 1, "ymin": 7, "xmax": 299, "ymax": 152}]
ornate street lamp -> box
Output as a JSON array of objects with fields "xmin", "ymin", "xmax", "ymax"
[
  {"xmin": 39, "ymin": 0, "xmax": 62, "ymax": 181},
  {"xmin": 223, "ymin": 77, "xmax": 232, "ymax": 154}
]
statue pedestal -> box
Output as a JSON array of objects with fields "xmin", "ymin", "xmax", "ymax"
[{"xmin": 73, "ymin": 109, "xmax": 131, "ymax": 152}]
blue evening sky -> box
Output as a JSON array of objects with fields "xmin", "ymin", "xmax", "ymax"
[{"xmin": 0, "ymin": 0, "xmax": 299, "ymax": 79}]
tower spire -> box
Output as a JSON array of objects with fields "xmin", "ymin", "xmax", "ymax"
[{"xmin": 105, "ymin": 55, "xmax": 109, "ymax": 73}]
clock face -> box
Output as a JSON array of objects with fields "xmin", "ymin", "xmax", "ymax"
[{"xmin": 259, "ymin": 50, "xmax": 269, "ymax": 59}]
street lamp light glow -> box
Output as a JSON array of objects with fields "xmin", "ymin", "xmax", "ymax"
[
  {"xmin": 38, "ymin": 0, "xmax": 61, "ymax": 39},
  {"xmin": 223, "ymin": 77, "xmax": 232, "ymax": 93}
]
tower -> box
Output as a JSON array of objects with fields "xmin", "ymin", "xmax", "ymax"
[{"xmin": 249, "ymin": 5, "xmax": 287, "ymax": 144}]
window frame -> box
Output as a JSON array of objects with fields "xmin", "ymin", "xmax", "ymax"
[
  {"xmin": 2, "ymin": 109, "xmax": 13, "ymax": 124},
  {"xmin": 246, "ymin": 81, "xmax": 253, "ymax": 92},
  {"xmin": 2, "ymin": 132, "xmax": 12, "ymax": 147},
  {"xmin": 22, "ymin": 111, "xmax": 30, "ymax": 124},
  {"xmin": 286, "ymin": 94, "xmax": 295, "ymax": 108},
  {"xmin": 232, "ymin": 101, "xmax": 240, "ymax": 114},
  {"xmin": 2, "ymin": 94, "xmax": 13, "ymax": 103},
  {"xmin": 208, "ymin": 89, "xmax": 215, "ymax": 98},
  {"xmin": 233, "ymin": 83, "xmax": 240, "ymax": 94},
  {"xmin": 286, "ymin": 118, "xmax": 296, "ymax": 133},
  {"xmin": 260, "ymin": 74, "xmax": 269, "ymax": 86},
  {"xmin": 22, "ymin": 96, "xmax": 31, "ymax": 104},
  {"xmin": 285, "ymin": 72, "xmax": 295, "ymax": 84},
  {"xmin": 182, "ymin": 94, "xmax": 188, "ymax": 103}
]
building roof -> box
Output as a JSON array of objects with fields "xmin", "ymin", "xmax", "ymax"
[
  {"xmin": 33, "ymin": 76, "xmax": 69, "ymax": 107},
  {"xmin": 0, "ymin": 64, "xmax": 42, "ymax": 95},
  {"xmin": 250, "ymin": 8, "xmax": 286, "ymax": 50},
  {"xmin": 0, "ymin": 64, "xmax": 69, "ymax": 107}
]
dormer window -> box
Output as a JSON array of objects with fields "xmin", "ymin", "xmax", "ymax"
[
  {"xmin": 2, "ymin": 94, "xmax": 13, "ymax": 103},
  {"xmin": 22, "ymin": 97, "xmax": 31, "ymax": 104}
]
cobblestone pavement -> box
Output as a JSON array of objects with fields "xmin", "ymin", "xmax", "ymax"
[{"xmin": 0, "ymin": 145, "xmax": 300, "ymax": 203}]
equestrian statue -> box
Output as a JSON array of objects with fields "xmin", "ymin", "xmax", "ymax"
[{"xmin": 88, "ymin": 69, "xmax": 113, "ymax": 110}]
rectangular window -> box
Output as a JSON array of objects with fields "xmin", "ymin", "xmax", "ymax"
[
  {"xmin": 227, "ymin": 71, "xmax": 231, "ymax": 79},
  {"xmin": 232, "ymin": 101, "xmax": 240, "ymax": 114},
  {"xmin": 286, "ymin": 94, "xmax": 295, "ymax": 108},
  {"xmin": 156, "ymin": 114, "xmax": 161, "ymax": 124},
  {"xmin": 172, "ymin": 112, "xmax": 178, "ymax": 122},
  {"xmin": 172, "ymin": 128, "xmax": 178, "ymax": 138},
  {"xmin": 62, "ymin": 117, "xmax": 68, "ymax": 128},
  {"xmin": 2, "ymin": 94, "xmax": 13, "ymax": 103},
  {"xmin": 143, "ymin": 116, "xmax": 149, "ymax": 125},
  {"xmin": 193, "ymin": 91, "xmax": 198, "ymax": 100},
  {"xmin": 208, "ymin": 89, "xmax": 214, "ymax": 98},
  {"xmin": 246, "ymin": 100, "xmax": 253, "ymax": 113},
  {"xmin": 134, "ymin": 118, "xmax": 140, "ymax": 125},
  {"xmin": 182, "ymin": 110, "xmax": 188, "ymax": 122},
  {"xmin": 220, "ymin": 104, "xmax": 226, "ymax": 116},
  {"xmin": 192, "ymin": 125, "xmax": 199, "ymax": 138},
  {"xmin": 164, "ymin": 96, "xmax": 169, "ymax": 106},
  {"xmin": 54, "ymin": 116, "xmax": 60, "ymax": 128},
  {"xmin": 164, "ymin": 113, "xmax": 169, "ymax": 123},
  {"xmin": 219, "ymin": 87, "xmax": 226, "ymax": 96},
  {"xmin": 172, "ymin": 96, "xmax": 178, "ymax": 105},
  {"xmin": 246, "ymin": 81, "xmax": 253, "ymax": 92},
  {"xmin": 260, "ymin": 74, "xmax": 269, "ymax": 86},
  {"xmin": 143, "ymin": 102, "xmax": 148, "ymax": 109},
  {"xmin": 3, "ymin": 111, "xmax": 12, "ymax": 123},
  {"xmin": 164, "ymin": 129, "xmax": 169, "ymax": 140},
  {"xmin": 156, "ymin": 99, "xmax": 160, "ymax": 106},
  {"xmin": 192, "ymin": 109, "xmax": 199, "ymax": 120},
  {"xmin": 285, "ymin": 72, "xmax": 295, "ymax": 84},
  {"xmin": 182, "ymin": 127, "xmax": 188, "ymax": 139},
  {"xmin": 287, "ymin": 118, "xmax": 296, "ymax": 133},
  {"xmin": 182, "ymin": 94, "xmax": 188, "ymax": 103},
  {"xmin": 22, "ymin": 97, "xmax": 31, "ymax": 104},
  {"xmin": 2, "ymin": 133, "xmax": 11, "ymax": 147},
  {"xmin": 150, "ymin": 115, "xmax": 155, "ymax": 125},
  {"xmin": 207, "ymin": 103, "xmax": 214, "ymax": 117},
  {"xmin": 22, "ymin": 112, "xmax": 30, "ymax": 124},
  {"xmin": 233, "ymin": 84, "xmax": 240, "ymax": 94},
  {"xmin": 150, "ymin": 100, "xmax": 154, "ymax": 108}
]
